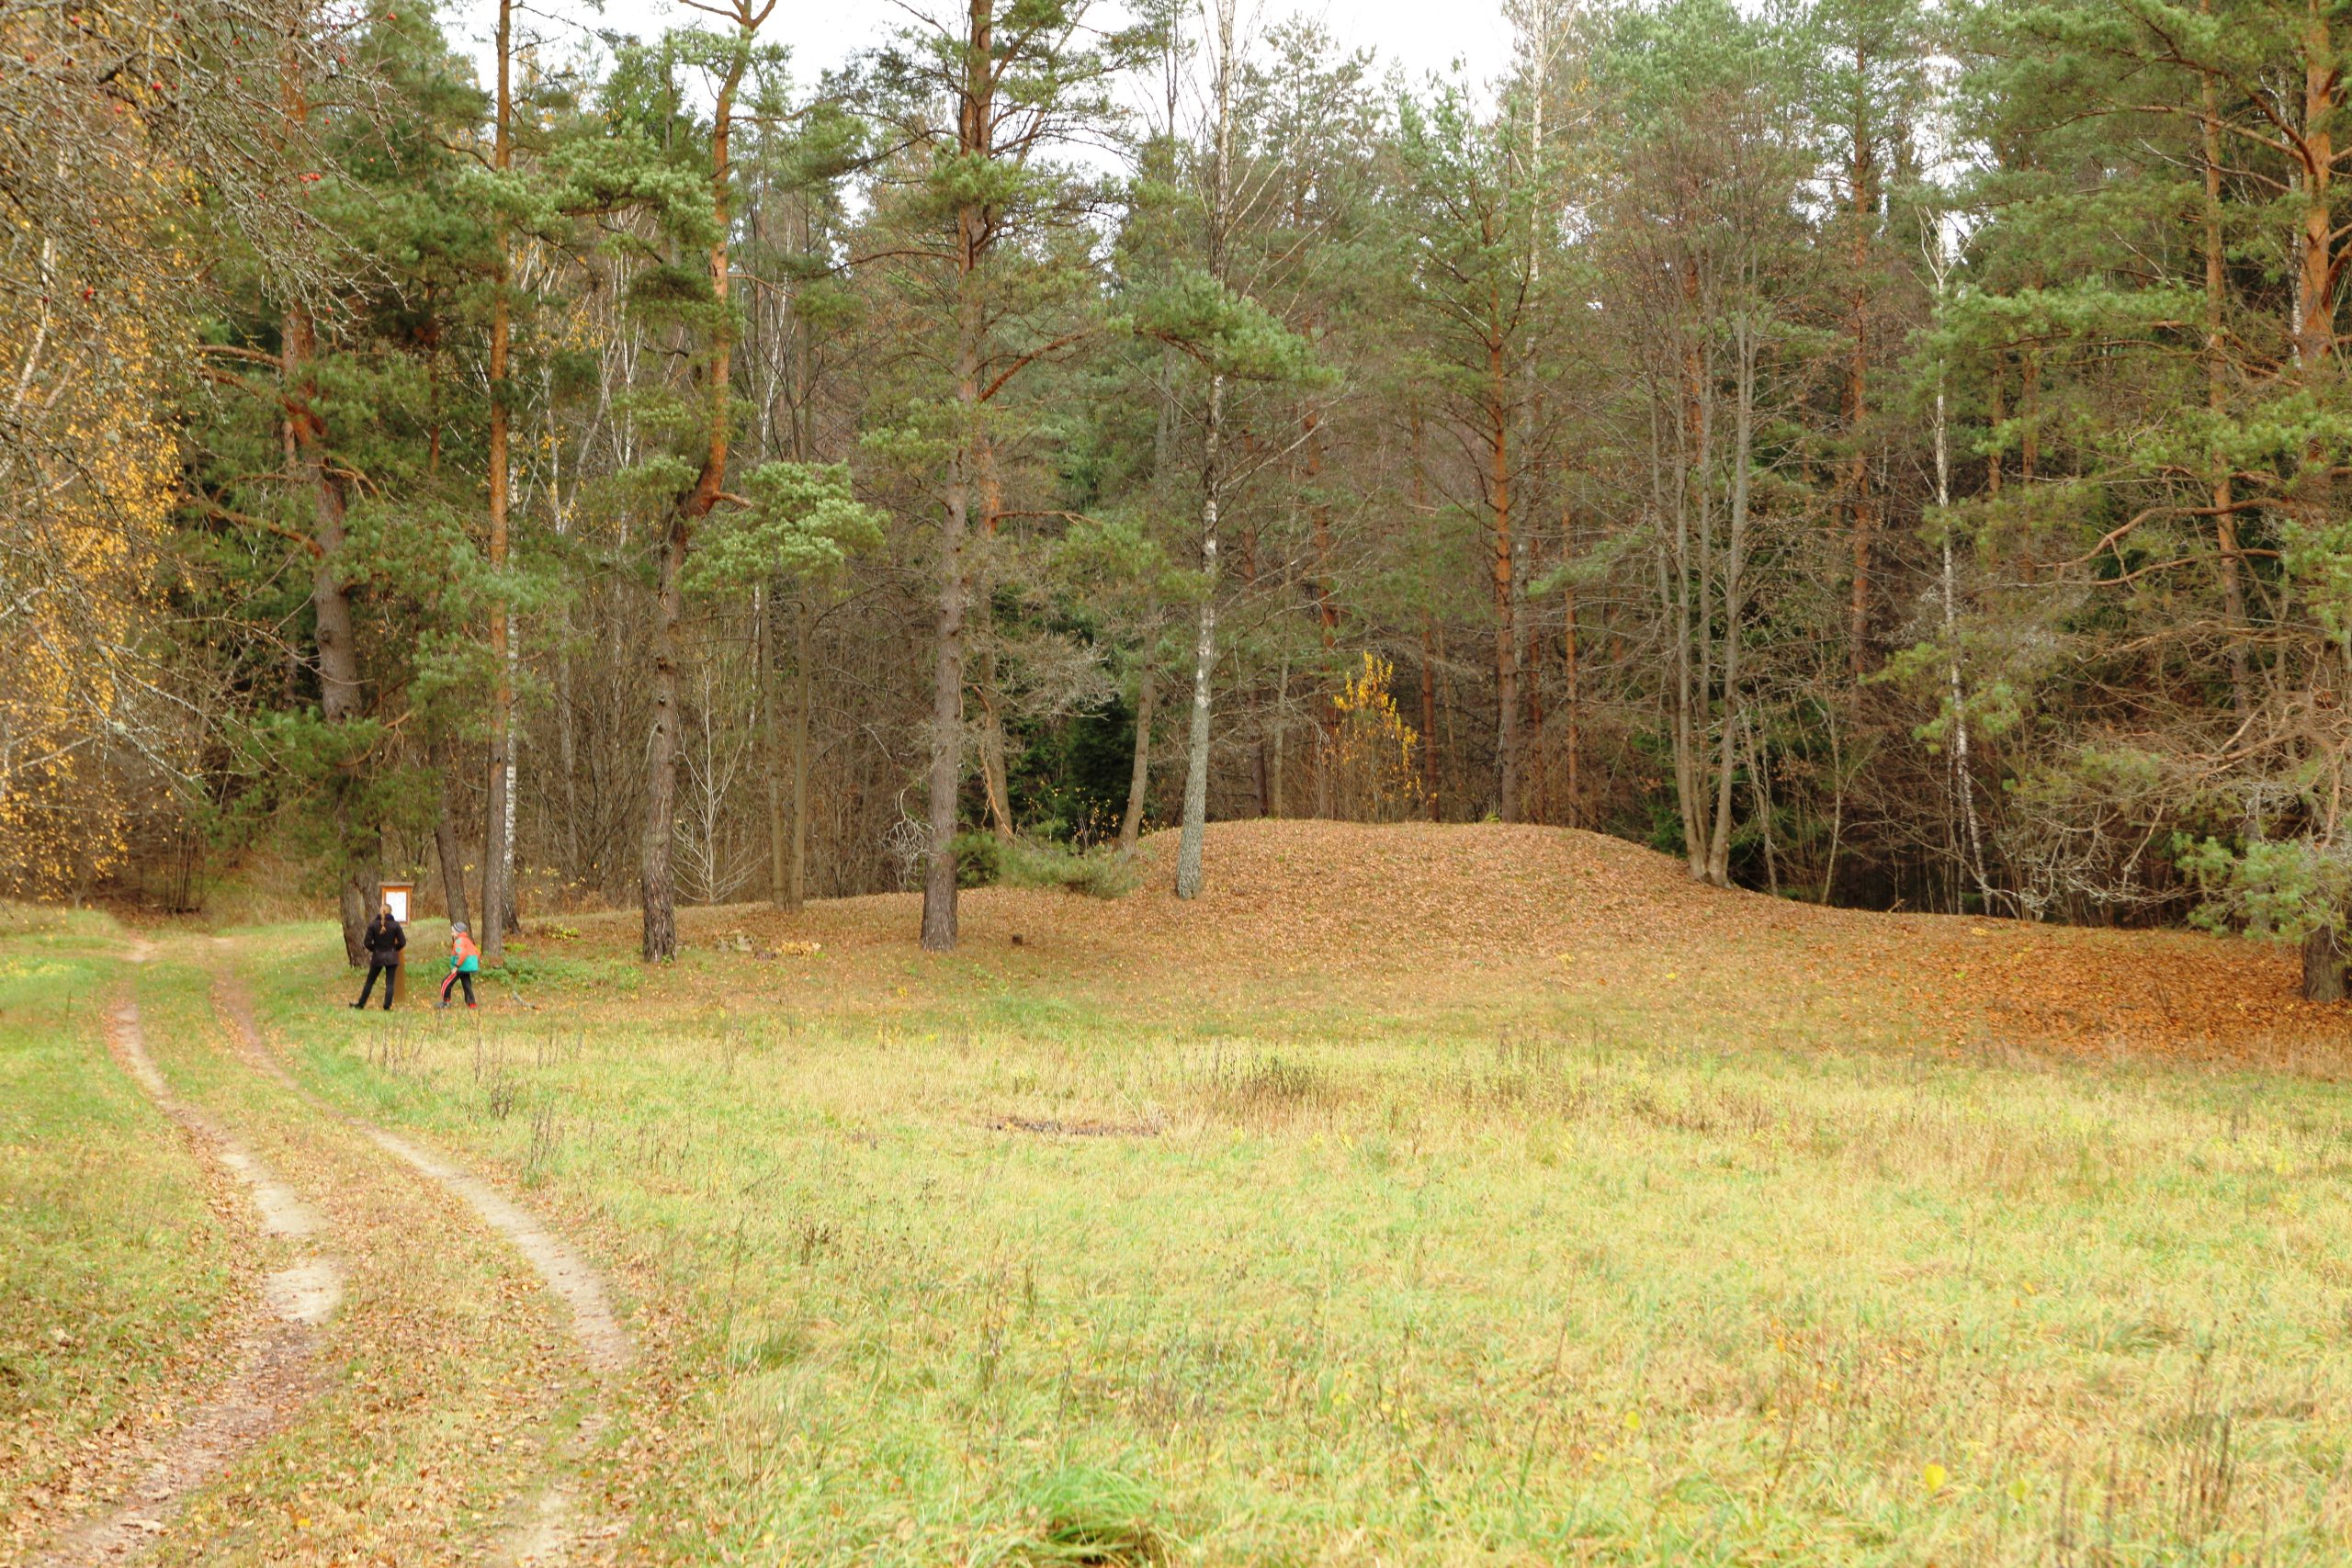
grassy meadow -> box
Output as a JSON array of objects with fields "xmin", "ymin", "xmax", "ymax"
[
  {"xmin": 9, "ymin": 818, "xmax": 2352, "ymax": 1566},
  {"xmin": 217, "ymin": 892, "xmax": 2352, "ymax": 1567}
]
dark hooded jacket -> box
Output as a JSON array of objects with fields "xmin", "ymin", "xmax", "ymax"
[{"xmin": 365, "ymin": 915, "xmax": 406, "ymax": 965}]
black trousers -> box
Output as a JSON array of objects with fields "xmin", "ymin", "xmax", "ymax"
[
  {"xmin": 440, "ymin": 970, "xmax": 476, "ymax": 1007},
  {"xmin": 356, "ymin": 961, "xmax": 398, "ymax": 1009}
]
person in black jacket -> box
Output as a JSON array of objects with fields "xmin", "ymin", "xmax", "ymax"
[{"xmin": 352, "ymin": 901, "xmax": 405, "ymax": 1010}]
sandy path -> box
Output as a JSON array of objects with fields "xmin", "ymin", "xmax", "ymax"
[
  {"xmin": 26, "ymin": 991, "xmax": 345, "ymax": 1566},
  {"xmin": 210, "ymin": 951, "xmax": 631, "ymax": 1564},
  {"xmin": 356, "ymin": 1127, "xmax": 625, "ymax": 1565}
]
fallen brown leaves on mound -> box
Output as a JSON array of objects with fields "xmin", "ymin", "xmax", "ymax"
[{"xmin": 644, "ymin": 820, "xmax": 2347, "ymax": 1068}]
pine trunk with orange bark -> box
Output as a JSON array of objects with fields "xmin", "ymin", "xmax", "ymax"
[
  {"xmin": 644, "ymin": 0, "xmax": 769, "ymax": 962},
  {"xmin": 1489, "ymin": 332, "xmax": 1519, "ymax": 821},
  {"xmin": 1842, "ymin": 72, "xmax": 1875, "ymax": 680}
]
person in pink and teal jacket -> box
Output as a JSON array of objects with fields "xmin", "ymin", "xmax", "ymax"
[{"xmin": 437, "ymin": 922, "xmax": 481, "ymax": 1010}]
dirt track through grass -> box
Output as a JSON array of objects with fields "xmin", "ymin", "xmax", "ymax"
[
  {"xmin": 209, "ymin": 951, "xmax": 632, "ymax": 1564},
  {"xmin": 27, "ymin": 990, "xmax": 343, "ymax": 1566},
  {"xmin": 8, "ymin": 925, "xmax": 614, "ymax": 1564}
]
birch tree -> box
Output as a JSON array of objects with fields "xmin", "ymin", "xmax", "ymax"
[{"xmin": 1171, "ymin": 0, "xmax": 1241, "ymax": 900}]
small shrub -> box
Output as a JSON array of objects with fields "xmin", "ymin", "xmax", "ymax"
[
  {"xmin": 1012, "ymin": 1465, "xmax": 1169, "ymax": 1564},
  {"xmin": 951, "ymin": 833, "xmax": 1136, "ymax": 899}
]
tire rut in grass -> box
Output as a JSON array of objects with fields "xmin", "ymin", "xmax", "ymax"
[
  {"xmin": 27, "ymin": 991, "xmax": 345, "ymax": 1566},
  {"xmin": 209, "ymin": 947, "xmax": 632, "ymax": 1564}
]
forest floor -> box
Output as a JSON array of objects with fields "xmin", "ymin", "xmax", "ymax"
[
  {"xmin": 551, "ymin": 818, "xmax": 2335, "ymax": 1066},
  {"xmin": 8, "ymin": 820, "xmax": 2352, "ymax": 1565}
]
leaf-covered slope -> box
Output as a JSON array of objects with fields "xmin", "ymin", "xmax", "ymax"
[{"xmin": 656, "ymin": 819, "xmax": 2337, "ymax": 1063}]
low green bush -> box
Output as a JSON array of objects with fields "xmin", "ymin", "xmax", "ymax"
[
  {"xmin": 493, "ymin": 949, "xmax": 637, "ymax": 991},
  {"xmin": 950, "ymin": 832, "xmax": 1136, "ymax": 899}
]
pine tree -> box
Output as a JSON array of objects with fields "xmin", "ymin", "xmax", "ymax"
[{"xmin": 864, "ymin": 0, "xmax": 1156, "ymax": 950}]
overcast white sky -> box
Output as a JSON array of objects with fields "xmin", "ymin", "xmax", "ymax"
[{"xmin": 448, "ymin": 0, "xmax": 1516, "ymax": 109}]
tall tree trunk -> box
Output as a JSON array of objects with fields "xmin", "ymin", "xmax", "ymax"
[
  {"xmin": 919, "ymin": 0, "xmax": 1001, "ymax": 951},
  {"xmin": 279, "ymin": 50, "xmax": 371, "ymax": 965},
  {"xmin": 1419, "ymin": 616, "xmax": 1441, "ymax": 820},
  {"xmin": 788, "ymin": 595, "xmax": 810, "ymax": 910},
  {"xmin": 1242, "ymin": 511, "xmax": 1268, "ymax": 817},
  {"xmin": 1308, "ymin": 412, "xmax": 1337, "ymax": 819},
  {"xmin": 1941, "ymin": 542, "xmax": 1989, "ymax": 906},
  {"xmin": 1518, "ymin": 17, "xmax": 1554, "ymax": 824},
  {"xmin": 1985, "ymin": 362, "xmax": 2004, "ymax": 498},
  {"xmin": 977, "ymin": 443, "xmax": 1011, "ymax": 842},
  {"xmin": 641, "ymin": 513, "xmax": 686, "ymax": 961},
  {"xmin": 1668, "ymin": 324, "xmax": 1714, "ymax": 881},
  {"xmin": 2297, "ymin": 7, "xmax": 2339, "ymax": 376},
  {"xmin": 980, "ymin": 668, "xmax": 1013, "ymax": 839},
  {"xmin": 2019, "ymin": 349, "xmax": 2040, "ymax": 482},
  {"xmin": 1120, "ymin": 658, "xmax": 1155, "ymax": 854},
  {"xmin": 434, "ymin": 740, "xmax": 471, "ymax": 930},
  {"xmin": 1562, "ymin": 501, "xmax": 1580, "ymax": 829},
  {"xmin": 645, "ymin": 0, "xmax": 763, "ymax": 960},
  {"xmin": 1489, "ymin": 333, "xmax": 1520, "ymax": 820},
  {"xmin": 287, "ymin": 301, "xmax": 371, "ymax": 964},
  {"xmin": 2295, "ymin": 7, "xmax": 2344, "ymax": 998},
  {"xmin": 762, "ymin": 586, "xmax": 789, "ymax": 906},
  {"xmin": 1926, "ymin": 234, "xmax": 1995, "ymax": 911},
  {"xmin": 2199, "ymin": 36, "xmax": 2252, "ymax": 718},
  {"xmin": 1844, "ymin": 389, "xmax": 1873, "ymax": 674},
  {"xmin": 1268, "ymin": 642, "xmax": 1288, "ymax": 818},
  {"xmin": 1436, "ymin": 621, "xmax": 1457, "ymax": 805},
  {"xmin": 1518, "ymin": 528, "xmax": 1542, "ymax": 819},
  {"xmin": 1176, "ymin": 370, "xmax": 1224, "ymax": 899},
  {"xmin": 549, "ymin": 386, "xmax": 582, "ymax": 881},
  {"xmin": 1668, "ymin": 513, "xmax": 1699, "ymax": 877},
  {"xmin": 1746, "ymin": 715, "xmax": 1777, "ymax": 897},
  {"xmin": 1844, "ymin": 66, "xmax": 1875, "ymax": 679},
  {"xmin": 1412, "ymin": 408, "xmax": 1440, "ymax": 820},
  {"xmin": 482, "ymin": 0, "xmax": 516, "ymax": 961},
  {"xmin": 1704, "ymin": 313, "xmax": 1754, "ymax": 888},
  {"xmin": 921, "ymin": 451, "xmax": 973, "ymax": 947},
  {"xmin": 1175, "ymin": 0, "xmax": 1237, "ymax": 899},
  {"xmin": 557, "ymin": 611, "xmax": 580, "ymax": 875}
]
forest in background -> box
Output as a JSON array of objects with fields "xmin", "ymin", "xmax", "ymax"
[{"xmin": 9, "ymin": 0, "xmax": 2352, "ymax": 996}]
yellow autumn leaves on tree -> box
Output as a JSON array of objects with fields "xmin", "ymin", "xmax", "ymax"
[
  {"xmin": 1, "ymin": 187, "xmax": 179, "ymax": 896},
  {"xmin": 0, "ymin": 0, "xmax": 323, "ymax": 899},
  {"xmin": 1325, "ymin": 652, "xmax": 1428, "ymax": 824}
]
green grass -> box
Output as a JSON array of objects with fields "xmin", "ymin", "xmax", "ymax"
[
  {"xmin": 228, "ymin": 921, "xmax": 2352, "ymax": 1567},
  {"xmin": 0, "ymin": 908, "xmax": 238, "ymax": 1540},
  {"xmin": 118, "ymin": 948, "xmax": 588, "ymax": 1565},
  {"xmin": 3, "ymin": 912, "xmax": 600, "ymax": 1565}
]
